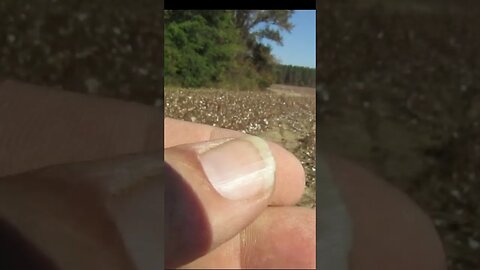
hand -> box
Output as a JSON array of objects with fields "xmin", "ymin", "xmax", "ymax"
[
  {"xmin": 0, "ymin": 80, "xmax": 315, "ymax": 269},
  {"xmin": 164, "ymin": 118, "xmax": 316, "ymax": 269},
  {"xmin": 0, "ymin": 80, "xmax": 164, "ymax": 270},
  {"xmin": 0, "ymin": 80, "xmax": 443, "ymax": 269}
]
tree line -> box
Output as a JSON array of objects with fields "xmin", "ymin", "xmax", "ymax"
[
  {"xmin": 165, "ymin": 10, "xmax": 313, "ymax": 90},
  {"xmin": 274, "ymin": 65, "xmax": 315, "ymax": 87}
]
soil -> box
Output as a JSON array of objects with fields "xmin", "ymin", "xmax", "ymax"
[
  {"xmin": 0, "ymin": 0, "xmax": 163, "ymax": 105},
  {"xmin": 319, "ymin": 1, "xmax": 480, "ymax": 269}
]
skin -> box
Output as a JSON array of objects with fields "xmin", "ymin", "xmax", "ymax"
[
  {"xmin": 0, "ymin": 80, "xmax": 315, "ymax": 269},
  {"xmin": 164, "ymin": 118, "xmax": 315, "ymax": 269},
  {"xmin": 167, "ymin": 118, "xmax": 447, "ymax": 269},
  {"xmin": 0, "ymin": 80, "xmax": 445, "ymax": 269}
]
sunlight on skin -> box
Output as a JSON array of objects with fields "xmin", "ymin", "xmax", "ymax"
[
  {"xmin": 165, "ymin": 117, "xmax": 316, "ymax": 269},
  {"xmin": 0, "ymin": 81, "xmax": 444, "ymax": 269}
]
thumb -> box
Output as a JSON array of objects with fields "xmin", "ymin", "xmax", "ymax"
[{"xmin": 165, "ymin": 135, "xmax": 276, "ymax": 268}]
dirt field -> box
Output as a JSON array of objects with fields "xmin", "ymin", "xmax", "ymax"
[
  {"xmin": 319, "ymin": 2, "xmax": 480, "ymax": 269},
  {"xmin": 267, "ymin": 84, "xmax": 316, "ymax": 97},
  {"xmin": 164, "ymin": 85, "xmax": 317, "ymax": 208}
]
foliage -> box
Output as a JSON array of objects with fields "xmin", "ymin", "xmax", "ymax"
[
  {"xmin": 233, "ymin": 10, "xmax": 294, "ymax": 45},
  {"xmin": 164, "ymin": 10, "xmax": 297, "ymax": 90},
  {"xmin": 274, "ymin": 64, "xmax": 315, "ymax": 87},
  {"xmin": 164, "ymin": 11, "xmax": 241, "ymax": 88}
]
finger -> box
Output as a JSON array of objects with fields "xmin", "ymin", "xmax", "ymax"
[
  {"xmin": 0, "ymin": 80, "xmax": 162, "ymax": 177},
  {"xmin": 0, "ymin": 152, "xmax": 164, "ymax": 270},
  {"xmin": 165, "ymin": 135, "xmax": 278, "ymax": 268},
  {"xmin": 165, "ymin": 117, "xmax": 305, "ymax": 206},
  {"xmin": 242, "ymin": 207, "xmax": 316, "ymax": 269},
  {"xmin": 164, "ymin": 117, "xmax": 255, "ymax": 147},
  {"xmin": 181, "ymin": 207, "xmax": 316, "ymax": 269},
  {"xmin": 326, "ymin": 154, "xmax": 446, "ymax": 270},
  {"xmin": 164, "ymin": 117, "xmax": 213, "ymax": 147}
]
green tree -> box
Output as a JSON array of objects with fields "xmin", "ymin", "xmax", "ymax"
[
  {"xmin": 274, "ymin": 64, "xmax": 315, "ymax": 87},
  {"xmin": 233, "ymin": 11, "xmax": 295, "ymax": 88},
  {"xmin": 233, "ymin": 10, "xmax": 294, "ymax": 46},
  {"xmin": 164, "ymin": 10, "xmax": 295, "ymax": 90},
  {"xmin": 164, "ymin": 11, "xmax": 241, "ymax": 88}
]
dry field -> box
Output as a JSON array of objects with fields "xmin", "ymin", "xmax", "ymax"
[
  {"xmin": 319, "ymin": 2, "xmax": 480, "ymax": 269},
  {"xmin": 165, "ymin": 85, "xmax": 317, "ymax": 208}
]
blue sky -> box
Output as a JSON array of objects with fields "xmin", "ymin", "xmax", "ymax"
[{"xmin": 261, "ymin": 10, "xmax": 316, "ymax": 68}]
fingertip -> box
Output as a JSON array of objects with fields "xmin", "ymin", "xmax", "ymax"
[
  {"xmin": 267, "ymin": 142, "xmax": 306, "ymax": 205},
  {"xmin": 165, "ymin": 136, "xmax": 278, "ymax": 267}
]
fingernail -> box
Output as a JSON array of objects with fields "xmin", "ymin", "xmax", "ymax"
[{"xmin": 195, "ymin": 136, "xmax": 276, "ymax": 200}]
